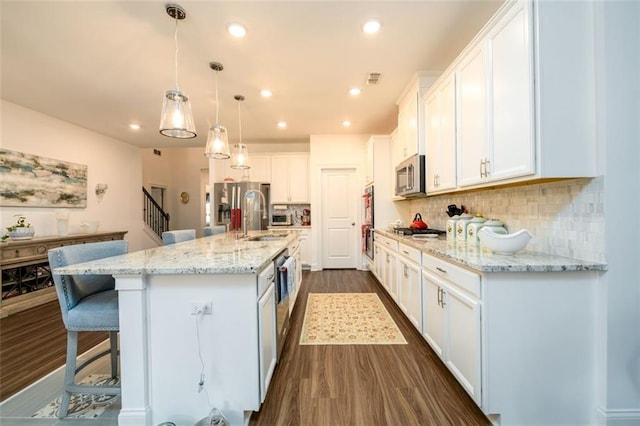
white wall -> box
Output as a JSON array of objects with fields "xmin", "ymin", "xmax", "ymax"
[
  {"xmin": 594, "ymin": 2, "xmax": 640, "ymax": 423},
  {"xmin": 1, "ymin": 100, "xmax": 154, "ymax": 251}
]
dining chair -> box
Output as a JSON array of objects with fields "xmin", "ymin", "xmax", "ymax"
[
  {"xmin": 162, "ymin": 229, "xmax": 196, "ymax": 245},
  {"xmin": 47, "ymin": 240, "xmax": 127, "ymax": 418},
  {"xmin": 203, "ymin": 225, "xmax": 226, "ymax": 236}
]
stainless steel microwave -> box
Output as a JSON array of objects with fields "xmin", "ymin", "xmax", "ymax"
[
  {"xmin": 271, "ymin": 214, "xmax": 292, "ymax": 226},
  {"xmin": 395, "ymin": 154, "xmax": 426, "ymax": 197}
]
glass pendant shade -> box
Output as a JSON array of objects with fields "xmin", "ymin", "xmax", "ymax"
[
  {"xmin": 231, "ymin": 143, "xmax": 250, "ymax": 169},
  {"xmin": 159, "ymin": 89, "xmax": 196, "ymax": 138},
  {"xmin": 205, "ymin": 124, "xmax": 230, "ymax": 159}
]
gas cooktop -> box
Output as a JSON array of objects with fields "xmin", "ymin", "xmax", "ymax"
[{"xmin": 392, "ymin": 228, "xmax": 446, "ymax": 236}]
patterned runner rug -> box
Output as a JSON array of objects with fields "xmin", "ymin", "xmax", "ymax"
[
  {"xmin": 32, "ymin": 374, "xmax": 119, "ymax": 419},
  {"xmin": 299, "ymin": 293, "xmax": 407, "ymax": 345}
]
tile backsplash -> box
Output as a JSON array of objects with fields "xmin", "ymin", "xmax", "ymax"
[{"xmin": 408, "ymin": 177, "xmax": 605, "ymax": 263}]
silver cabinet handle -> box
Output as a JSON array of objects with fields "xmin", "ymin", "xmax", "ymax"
[{"xmin": 485, "ymin": 158, "xmax": 491, "ymax": 177}]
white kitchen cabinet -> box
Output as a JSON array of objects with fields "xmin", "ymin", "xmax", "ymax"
[
  {"xmin": 384, "ymin": 248, "xmax": 398, "ymax": 302},
  {"xmin": 424, "ymin": 73, "xmax": 457, "ymax": 193},
  {"xmin": 395, "ymin": 73, "xmax": 438, "ymax": 164},
  {"xmin": 298, "ymin": 228, "xmax": 311, "ymax": 269},
  {"xmin": 257, "ymin": 279, "xmax": 277, "ymax": 403},
  {"xmin": 373, "ymin": 242, "xmax": 385, "ymax": 285},
  {"xmin": 397, "ymin": 242, "xmax": 422, "ymax": 331},
  {"xmin": 421, "ymin": 254, "xmax": 482, "ymax": 406},
  {"xmin": 247, "ymin": 154, "xmax": 272, "ymax": 183},
  {"xmin": 456, "ymin": 43, "xmax": 488, "ymax": 188},
  {"xmin": 271, "ymin": 154, "xmax": 309, "ymax": 203},
  {"xmin": 287, "ymin": 238, "xmax": 302, "ymax": 313},
  {"xmin": 457, "ymin": 1, "xmax": 533, "ymax": 188}
]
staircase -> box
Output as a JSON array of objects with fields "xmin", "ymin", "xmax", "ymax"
[{"xmin": 143, "ymin": 187, "xmax": 169, "ymax": 239}]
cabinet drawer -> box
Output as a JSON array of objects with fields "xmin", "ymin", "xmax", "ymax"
[
  {"xmin": 398, "ymin": 242, "xmax": 421, "ymax": 265},
  {"xmin": 422, "ymin": 254, "xmax": 480, "ymax": 298},
  {"xmin": 376, "ymin": 235, "xmax": 398, "ymax": 251}
]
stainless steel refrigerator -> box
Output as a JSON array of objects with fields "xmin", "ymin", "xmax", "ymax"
[{"xmin": 213, "ymin": 182, "xmax": 270, "ymax": 231}]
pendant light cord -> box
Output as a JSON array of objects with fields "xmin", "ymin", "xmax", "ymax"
[
  {"xmin": 174, "ymin": 15, "xmax": 180, "ymax": 90},
  {"xmin": 237, "ymin": 99, "xmax": 242, "ymax": 143},
  {"xmin": 215, "ymin": 72, "xmax": 219, "ymax": 123}
]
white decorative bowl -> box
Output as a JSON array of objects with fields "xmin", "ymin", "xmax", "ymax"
[{"xmin": 478, "ymin": 228, "xmax": 533, "ymax": 255}]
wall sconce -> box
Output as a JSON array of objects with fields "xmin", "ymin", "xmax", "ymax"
[{"xmin": 95, "ymin": 183, "xmax": 108, "ymax": 198}]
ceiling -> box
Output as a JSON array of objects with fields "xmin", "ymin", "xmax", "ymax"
[{"xmin": 1, "ymin": 1, "xmax": 503, "ymax": 149}]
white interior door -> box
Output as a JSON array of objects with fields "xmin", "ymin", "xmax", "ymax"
[{"xmin": 321, "ymin": 168, "xmax": 358, "ymax": 269}]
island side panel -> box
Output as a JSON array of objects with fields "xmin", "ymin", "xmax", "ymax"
[
  {"xmin": 481, "ymin": 271, "xmax": 598, "ymax": 424},
  {"xmin": 146, "ymin": 273, "xmax": 260, "ymax": 426},
  {"xmin": 115, "ymin": 275, "xmax": 152, "ymax": 426}
]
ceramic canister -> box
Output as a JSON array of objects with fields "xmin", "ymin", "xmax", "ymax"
[
  {"xmin": 466, "ymin": 217, "xmax": 488, "ymax": 245},
  {"xmin": 446, "ymin": 216, "xmax": 459, "ymax": 241},
  {"xmin": 455, "ymin": 213, "xmax": 474, "ymax": 242}
]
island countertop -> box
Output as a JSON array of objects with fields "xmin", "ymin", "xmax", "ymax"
[
  {"xmin": 53, "ymin": 229, "xmax": 300, "ymax": 276},
  {"xmin": 375, "ymin": 229, "xmax": 607, "ymax": 273}
]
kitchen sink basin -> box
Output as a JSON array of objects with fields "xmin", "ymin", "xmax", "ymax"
[{"xmin": 245, "ymin": 234, "xmax": 289, "ymax": 242}]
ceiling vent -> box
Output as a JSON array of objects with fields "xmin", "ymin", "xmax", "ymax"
[{"xmin": 366, "ymin": 73, "xmax": 381, "ymax": 85}]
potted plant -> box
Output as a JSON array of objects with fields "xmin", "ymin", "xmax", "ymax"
[{"xmin": 2, "ymin": 214, "xmax": 35, "ymax": 241}]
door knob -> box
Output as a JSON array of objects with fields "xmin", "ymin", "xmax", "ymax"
[{"xmin": 352, "ymin": 222, "xmax": 355, "ymax": 226}]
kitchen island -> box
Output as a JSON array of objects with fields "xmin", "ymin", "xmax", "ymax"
[{"xmin": 53, "ymin": 229, "xmax": 301, "ymax": 426}]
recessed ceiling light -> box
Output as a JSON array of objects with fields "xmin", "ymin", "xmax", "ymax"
[
  {"xmin": 129, "ymin": 123, "xmax": 140, "ymax": 130},
  {"xmin": 261, "ymin": 89, "xmax": 272, "ymax": 98},
  {"xmin": 342, "ymin": 120, "xmax": 352, "ymax": 127},
  {"xmin": 277, "ymin": 121, "xmax": 287, "ymax": 129},
  {"xmin": 349, "ymin": 87, "xmax": 361, "ymax": 96},
  {"xmin": 363, "ymin": 20, "xmax": 381, "ymax": 34},
  {"xmin": 228, "ymin": 23, "xmax": 246, "ymax": 38}
]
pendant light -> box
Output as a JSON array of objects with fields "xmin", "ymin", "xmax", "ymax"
[
  {"xmin": 231, "ymin": 95, "xmax": 250, "ymax": 170},
  {"xmin": 204, "ymin": 62, "xmax": 230, "ymax": 159},
  {"xmin": 159, "ymin": 4, "xmax": 196, "ymax": 139}
]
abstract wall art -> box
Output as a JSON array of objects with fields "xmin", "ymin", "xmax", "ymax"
[{"xmin": 0, "ymin": 149, "xmax": 87, "ymax": 208}]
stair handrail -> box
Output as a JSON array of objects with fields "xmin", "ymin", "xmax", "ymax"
[{"xmin": 142, "ymin": 187, "xmax": 169, "ymax": 238}]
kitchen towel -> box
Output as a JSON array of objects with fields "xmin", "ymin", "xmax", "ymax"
[{"xmin": 282, "ymin": 256, "xmax": 296, "ymax": 297}]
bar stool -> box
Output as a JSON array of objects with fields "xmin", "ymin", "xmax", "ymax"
[
  {"xmin": 203, "ymin": 225, "xmax": 226, "ymax": 236},
  {"xmin": 48, "ymin": 240, "xmax": 127, "ymax": 418},
  {"xmin": 162, "ymin": 229, "xmax": 196, "ymax": 245}
]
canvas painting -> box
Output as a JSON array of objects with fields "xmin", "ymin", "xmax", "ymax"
[{"xmin": 0, "ymin": 149, "xmax": 87, "ymax": 208}]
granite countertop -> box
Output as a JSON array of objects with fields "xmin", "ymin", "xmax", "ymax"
[
  {"xmin": 375, "ymin": 229, "xmax": 607, "ymax": 273},
  {"xmin": 54, "ymin": 230, "xmax": 300, "ymax": 276}
]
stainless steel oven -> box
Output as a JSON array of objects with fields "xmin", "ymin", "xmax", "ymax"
[
  {"xmin": 363, "ymin": 224, "xmax": 374, "ymax": 260},
  {"xmin": 271, "ymin": 214, "xmax": 292, "ymax": 226}
]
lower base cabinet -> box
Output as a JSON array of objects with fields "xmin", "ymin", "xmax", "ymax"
[
  {"xmin": 257, "ymin": 273, "xmax": 277, "ymax": 403},
  {"xmin": 422, "ymin": 255, "xmax": 482, "ymax": 406}
]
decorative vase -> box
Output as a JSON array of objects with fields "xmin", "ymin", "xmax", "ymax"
[{"xmin": 9, "ymin": 227, "xmax": 35, "ymax": 240}]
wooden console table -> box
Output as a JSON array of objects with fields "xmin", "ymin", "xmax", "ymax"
[{"xmin": 0, "ymin": 231, "xmax": 127, "ymax": 316}]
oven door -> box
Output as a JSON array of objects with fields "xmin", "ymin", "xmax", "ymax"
[{"xmin": 364, "ymin": 225, "xmax": 374, "ymax": 260}]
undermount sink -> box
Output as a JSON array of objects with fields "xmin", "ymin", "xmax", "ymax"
[{"xmin": 245, "ymin": 234, "xmax": 289, "ymax": 242}]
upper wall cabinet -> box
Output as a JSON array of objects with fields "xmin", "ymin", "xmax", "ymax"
[
  {"xmin": 395, "ymin": 73, "xmax": 438, "ymax": 165},
  {"xmin": 271, "ymin": 154, "xmax": 309, "ymax": 203},
  {"xmin": 457, "ymin": 2, "xmax": 534, "ymax": 187},
  {"xmin": 212, "ymin": 153, "xmax": 271, "ymax": 183},
  {"xmin": 451, "ymin": 0, "xmax": 597, "ymax": 190},
  {"xmin": 424, "ymin": 73, "xmax": 457, "ymax": 193}
]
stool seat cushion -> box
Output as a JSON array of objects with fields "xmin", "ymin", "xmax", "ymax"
[{"xmin": 66, "ymin": 289, "xmax": 119, "ymax": 331}]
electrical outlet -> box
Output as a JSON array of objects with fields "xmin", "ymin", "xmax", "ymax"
[{"xmin": 191, "ymin": 302, "xmax": 212, "ymax": 315}]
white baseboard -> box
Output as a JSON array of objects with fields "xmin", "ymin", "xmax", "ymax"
[{"xmin": 597, "ymin": 407, "xmax": 640, "ymax": 426}]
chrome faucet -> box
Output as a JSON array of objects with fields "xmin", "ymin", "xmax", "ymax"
[{"xmin": 243, "ymin": 189, "xmax": 267, "ymax": 236}]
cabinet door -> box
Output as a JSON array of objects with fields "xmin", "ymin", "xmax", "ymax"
[
  {"xmin": 258, "ymin": 283, "xmax": 277, "ymax": 402},
  {"xmin": 399, "ymin": 257, "xmax": 422, "ymax": 331},
  {"xmin": 287, "ymin": 155, "xmax": 309, "ymax": 203},
  {"xmin": 457, "ymin": 44, "xmax": 487, "ymax": 187},
  {"xmin": 438, "ymin": 75, "xmax": 457, "ymax": 191},
  {"xmin": 374, "ymin": 243, "xmax": 384, "ymax": 284},
  {"xmin": 248, "ymin": 154, "xmax": 272, "ymax": 183},
  {"xmin": 270, "ymin": 156, "xmax": 289, "ymax": 203},
  {"xmin": 424, "ymin": 90, "xmax": 440, "ymax": 192},
  {"xmin": 444, "ymin": 283, "xmax": 482, "ymax": 405},
  {"xmin": 488, "ymin": 1, "xmax": 534, "ymax": 182},
  {"xmin": 386, "ymin": 250, "xmax": 398, "ymax": 302},
  {"xmin": 421, "ymin": 270, "xmax": 445, "ymax": 358},
  {"xmin": 299, "ymin": 232, "xmax": 310, "ymax": 268}
]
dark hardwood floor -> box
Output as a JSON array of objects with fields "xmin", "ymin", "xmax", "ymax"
[
  {"xmin": 250, "ymin": 269, "xmax": 490, "ymax": 426},
  {"xmin": 0, "ymin": 300, "xmax": 107, "ymax": 401}
]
